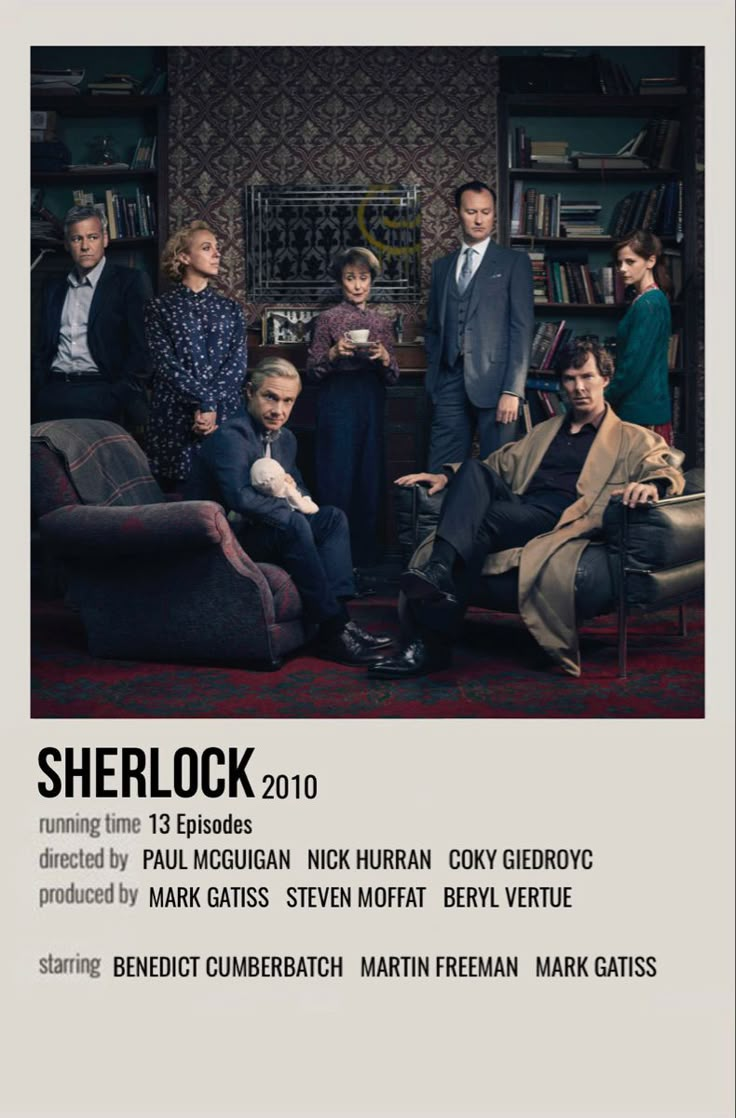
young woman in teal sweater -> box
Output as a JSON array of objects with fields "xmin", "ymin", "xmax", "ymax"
[{"xmin": 607, "ymin": 230, "xmax": 673, "ymax": 445}]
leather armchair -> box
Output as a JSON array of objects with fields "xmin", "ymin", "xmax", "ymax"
[
  {"xmin": 395, "ymin": 470, "xmax": 704, "ymax": 676},
  {"xmin": 31, "ymin": 419, "xmax": 312, "ymax": 668}
]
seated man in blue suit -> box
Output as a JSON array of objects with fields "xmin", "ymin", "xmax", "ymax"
[
  {"xmin": 32, "ymin": 204, "xmax": 153, "ymax": 426},
  {"xmin": 185, "ymin": 356, "xmax": 391, "ymax": 666},
  {"xmin": 424, "ymin": 180, "xmax": 534, "ymax": 470}
]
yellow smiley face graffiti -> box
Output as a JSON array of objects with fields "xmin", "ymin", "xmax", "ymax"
[{"xmin": 356, "ymin": 184, "xmax": 421, "ymax": 257}]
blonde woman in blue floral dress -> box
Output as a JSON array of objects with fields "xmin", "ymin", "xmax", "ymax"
[{"xmin": 145, "ymin": 221, "xmax": 247, "ymax": 487}]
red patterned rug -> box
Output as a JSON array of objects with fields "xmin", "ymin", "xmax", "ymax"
[{"xmin": 31, "ymin": 597, "xmax": 704, "ymax": 719}]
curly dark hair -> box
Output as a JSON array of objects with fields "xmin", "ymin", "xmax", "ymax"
[{"xmin": 555, "ymin": 338, "xmax": 615, "ymax": 381}]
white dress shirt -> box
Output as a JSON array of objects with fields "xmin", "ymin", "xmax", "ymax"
[
  {"xmin": 454, "ymin": 236, "xmax": 491, "ymax": 285},
  {"xmin": 52, "ymin": 256, "xmax": 107, "ymax": 375}
]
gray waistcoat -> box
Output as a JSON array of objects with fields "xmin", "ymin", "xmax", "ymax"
[{"xmin": 442, "ymin": 268, "xmax": 477, "ymax": 368}]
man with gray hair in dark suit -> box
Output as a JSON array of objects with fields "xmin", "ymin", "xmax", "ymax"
[
  {"xmin": 423, "ymin": 180, "xmax": 534, "ymax": 469},
  {"xmin": 32, "ymin": 204, "xmax": 153, "ymax": 427}
]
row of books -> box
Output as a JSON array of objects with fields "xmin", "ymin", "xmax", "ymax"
[
  {"xmin": 86, "ymin": 71, "xmax": 165, "ymax": 96},
  {"xmin": 512, "ymin": 181, "xmax": 684, "ymax": 243},
  {"xmin": 512, "ymin": 129, "xmax": 571, "ymax": 170},
  {"xmin": 609, "ymin": 182, "xmax": 684, "ymax": 241},
  {"xmin": 104, "ymin": 188, "xmax": 156, "ymax": 239},
  {"xmin": 511, "ymin": 185, "xmax": 607, "ymax": 238},
  {"xmin": 130, "ymin": 136, "xmax": 157, "ymax": 171},
  {"xmin": 512, "ymin": 118, "xmax": 680, "ymax": 172},
  {"xmin": 528, "ymin": 319, "xmax": 573, "ymax": 370},
  {"xmin": 592, "ymin": 53, "xmax": 635, "ymax": 97},
  {"xmin": 623, "ymin": 118, "xmax": 681, "ymax": 171},
  {"xmin": 593, "ymin": 55, "xmax": 687, "ymax": 97},
  {"xmin": 31, "ymin": 67, "xmax": 167, "ymax": 98},
  {"xmin": 527, "ymin": 251, "xmax": 627, "ymax": 306},
  {"xmin": 530, "ymin": 327, "xmax": 681, "ymax": 373},
  {"xmin": 72, "ymin": 189, "xmax": 157, "ymax": 240}
]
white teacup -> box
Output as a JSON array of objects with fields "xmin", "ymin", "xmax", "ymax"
[{"xmin": 346, "ymin": 329, "xmax": 370, "ymax": 344}]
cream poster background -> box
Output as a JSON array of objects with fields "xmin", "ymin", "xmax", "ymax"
[{"xmin": 3, "ymin": 3, "xmax": 734, "ymax": 1116}]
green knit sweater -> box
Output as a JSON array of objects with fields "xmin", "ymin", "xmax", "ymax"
[{"xmin": 606, "ymin": 287, "xmax": 672, "ymax": 425}]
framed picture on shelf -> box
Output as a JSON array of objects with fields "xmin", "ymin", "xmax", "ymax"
[{"xmin": 261, "ymin": 306, "xmax": 321, "ymax": 345}]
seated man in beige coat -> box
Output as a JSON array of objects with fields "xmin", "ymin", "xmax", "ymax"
[{"xmin": 370, "ymin": 339, "xmax": 684, "ymax": 679}]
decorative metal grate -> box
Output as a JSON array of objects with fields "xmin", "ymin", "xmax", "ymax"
[{"xmin": 245, "ymin": 183, "xmax": 421, "ymax": 302}]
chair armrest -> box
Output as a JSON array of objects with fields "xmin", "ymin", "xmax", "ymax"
[
  {"xmin": 393, "ymin": 482, "xmax": 447, "ymax": 560},
  {"xmin": 602, "ymin": 491, "xmax": 705, "ymax": 571},
  {"xmin": 39, "ymin": 500, "xmax": 237, "ymax": 558}
]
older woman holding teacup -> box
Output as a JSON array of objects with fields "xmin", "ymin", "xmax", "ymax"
[{"xmin": 307, "ymin": 247, "xmax": 399, "ymax": 571}]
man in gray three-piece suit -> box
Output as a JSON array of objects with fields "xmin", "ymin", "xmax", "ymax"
[{"xmin": 424, "ymin": 180, "xmax": 534, "ymax": 470}]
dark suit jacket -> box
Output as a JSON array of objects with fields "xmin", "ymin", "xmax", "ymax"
[
  {"xmin": 424, "ymin": 240, "xmax": 534, "ymax": 409},
  {"xmin": 184, "ymin": 412, "xmax": 310, "ymax": 530},
  {"xmin": 32, "ymin": 259, "xmax": 153, "ymax": 410}
]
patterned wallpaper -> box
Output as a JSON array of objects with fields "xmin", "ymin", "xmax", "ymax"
[
  {"xmin": 167, "ymin": 45, "xmax": 704, "ymax": 463},
  {"xmin": 167, "ymin": 46, "xmax": 499, "ymax": 339}
]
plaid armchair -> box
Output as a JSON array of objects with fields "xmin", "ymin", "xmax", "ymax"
[{"xmin": 31, "ymin": 419, "xmax": 310, "ymax": 668}]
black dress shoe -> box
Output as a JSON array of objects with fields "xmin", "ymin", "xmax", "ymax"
[
  {"xmin": 366, "ymin": 637, "xmax": 452, "ymax": 679},
  {"xmin": 315, "ymin": 625, "xmax": 386, "ymax": 665},
  {"xmin": 345, "ymin": 620, "xmax": 394, "ymax": 649},
  {"xmin": 400, "ymin": 559, "xmax": 458, "ymax": 604}
]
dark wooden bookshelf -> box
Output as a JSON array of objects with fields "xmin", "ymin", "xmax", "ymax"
[
  {"xmin": 513, "ymin": 236, "xmax": 680, "ymax": 247},
  {"xmin": 502, "ymin": 93, "xmax": 690, "ymax": 116},
  {"xmin": 30, "ymin": 93, "xmax": 168, "ymax": 115},
  {"xmin": 509, "ymin": 167, "xmax": 682, "ymax": 180},
  {"xmin": 32, "ymin": 169, "xmax": 157, "ymax": 183},
  {"xmin": 30, "ymin": 52, "xmax": 169, "ymax": 293},
  {"xmin": 497, "ymin": 49, "xmax": 699, "ymax": 463},
  {"xmin": 533, "ymin": 302, "xmax": 683, "ymax": 313}
]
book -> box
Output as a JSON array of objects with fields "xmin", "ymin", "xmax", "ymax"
[
  {"xmin": 638, "ymin": 78, "xmax": 688, "ymax": 94},
  {"xmin": 658, "ymin": 120, "xmax": 681, "ymax": 170},
  {"xmin": 573, "ymin": 154, "xmax": 650, "ymax": 170},
  {"xmin": 510, "ymin": 181, "xmax": 524, "ymax": 236},
  {"xmin": 140, "ymin": 69, "xmax": 167, "ymax": 96},
  {"xmin": 667, "ymin": 332, "xmax": 681, "ymax": 369},
  {"xmin": 31, "ymin": 68, "xmax": 85, "ymax": 86},
  {"xmin": 530, "ymin": 140, "xmax": 568, "ymax": 153},
  {"xmin": 639, "ymin": 86, "xmax": 687, "ymax": 95},
  {"xmin": 529, "ymin": 322, "xmax": 558, "ymax": 368},
  {"xmin": 88, "ymin": 82, "xmax": 138, "ymax": 91},
  {"xmin": 537, "ymin": 389, "xmax": 557, "ymax": 417},
  {"xmin": 541, "ymin": 320, "xmax": 569, "ymax": 368},
  {"xmin": 67, "ymin": 162, "xmax": 129, "ymax": 171},
  {"xmin": 104, "ymin": 189, "xmax": 118, "ymax": 239},
  {"xmin": 30, "ymin": 83, "xmax": 81, "ymax": 95}
]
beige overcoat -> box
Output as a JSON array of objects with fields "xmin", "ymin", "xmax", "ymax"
[{"xmin": 441, "ymin": 407, "xmax": 685, "ymax": 676}]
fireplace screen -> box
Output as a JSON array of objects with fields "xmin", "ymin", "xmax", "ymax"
[{"xmin": 245, "ymin": 183, "xmax": 421, "ymax": 302}]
